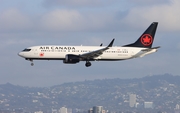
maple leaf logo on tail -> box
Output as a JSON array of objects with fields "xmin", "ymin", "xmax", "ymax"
[{"xmin": 140, "ymin": 34, "xmax": 153, "ymax": 46}]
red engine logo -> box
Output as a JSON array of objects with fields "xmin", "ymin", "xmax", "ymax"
[{"xmin": 140, "ymin": 34, "xmax": 153, "ymax": 46}]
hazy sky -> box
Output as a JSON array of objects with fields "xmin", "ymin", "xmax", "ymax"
[{"xmin": 0, "ymin": 0, "xmax": 180, "ymax": 87}]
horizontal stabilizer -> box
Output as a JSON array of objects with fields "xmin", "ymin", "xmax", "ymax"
[{"xmin": 141, "ymin": 46, "xmax": 160, "ymax": 52}]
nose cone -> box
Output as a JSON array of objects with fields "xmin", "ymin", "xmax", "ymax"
[{"xmin": 18, "ymin": 52, "xmax": 24, "ymax": 57}]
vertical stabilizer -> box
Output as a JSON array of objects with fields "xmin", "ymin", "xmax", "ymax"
[{"xmin": 123, "ymin": 22, "xmax": 158, "ymax": 48}]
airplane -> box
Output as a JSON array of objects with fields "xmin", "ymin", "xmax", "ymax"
[{"xmin": 18, "ymin": 22, "xmax": 160, "ymax": 67}]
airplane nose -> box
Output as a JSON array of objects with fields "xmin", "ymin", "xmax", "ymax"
[{"xmin": 18, "ymin": 52, "xmax": 24, "ymax": 57}]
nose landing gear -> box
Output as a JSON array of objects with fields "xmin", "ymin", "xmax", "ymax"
[
  {"xmin": 31, "ymin": 62, "xmax": 34, "ymax": 66},
  {"xmin": 30, "ymin": 59, "xmax": 34, "ymax": 66},
  {"xmin": 26, "ymin": 58, "xmax": 34, "ymax": 66}
]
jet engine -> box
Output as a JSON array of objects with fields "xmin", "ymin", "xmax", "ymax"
[{"xmin": 63, "ymin": 54, "xmax": 80, "ymax": 64}]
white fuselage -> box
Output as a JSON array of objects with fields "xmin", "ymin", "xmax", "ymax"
[
  {"xmin": 18, "ymin": 45, "xmax": 157, "ymax": 61},
  {"xmin": 18, "ymin": 22, "xmax": 159, "ymax": 67}
]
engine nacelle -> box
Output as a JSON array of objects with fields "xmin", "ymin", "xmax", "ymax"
[{"xmin": 63, "ymin": 54, "xmax": 80, "ymax": 64}]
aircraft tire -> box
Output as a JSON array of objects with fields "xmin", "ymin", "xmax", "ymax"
[{"xmin": 85, "ymin": 62, "xmax": 91, "ymax": 67}]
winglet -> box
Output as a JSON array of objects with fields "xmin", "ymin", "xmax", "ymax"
[{"xmin": 108, "ymin": 39, "xmax": 115, "ymax": 47}]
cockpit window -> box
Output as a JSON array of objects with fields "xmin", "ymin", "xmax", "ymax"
[{"xmin": 22, "ymin": 49, "xmax": 31, "ymax": 52}]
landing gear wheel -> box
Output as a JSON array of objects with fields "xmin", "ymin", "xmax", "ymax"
[
  {"xmin": 29, "ymin": 59, "xmax": 34, "ymax": 66},
  {"xmin": 85, "ymin": 61, "xmax": 91, "ymax": 67}
]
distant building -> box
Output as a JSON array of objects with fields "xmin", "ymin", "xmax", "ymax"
[
  {"xmin": 34, "ymin": 111, "xmax": 43, "ymax": 113},
  {"xmin": 175, "ymin": 104, "xmax": 180, "ymax": 113},
  {"xmin": 93, "ymin": 106, "xmax": 103, "ymax": 113},
  {"xmin": 52, "ymin": 108, "xmax": 58, "ymax": 113},
  {"xmin": 102, "ymin": 110, "xmax": 106, "ymax": 113},
  {"xmin": 59, "ymin": 107, "xmax": 67, "ymax": 113},
  {"xmin": 67, "ymin": 108, "xmax": 72, "ymax": 113},
  {"xmin": 88, "ymin": 108, "xmax": 93, "ymax": 113},
  {"xmin": 135, "ymin": 102, "xmax": 140, "ymax": 108},
  {"xmin": 144, "ymin": 102, "xmax": 153, "ymax": 109},
  {"xmin": 176, "ymin": 104, "xmax": 180, "ymax": 110},
  {"xmin": 129, "ymin": 94, "xmax": 136, "ymax": 107}
]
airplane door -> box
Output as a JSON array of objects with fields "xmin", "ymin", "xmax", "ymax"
[
  {"xmin": 51, "ymin": 46, "xmax": 54, "ymax": 52},
  {"xmin": 34, "ymin": 49, "xmax": 38, "ymax": 56},
  {"xmin": 131, "ymin": 50, "xmax": 134, "ymax": 57}
]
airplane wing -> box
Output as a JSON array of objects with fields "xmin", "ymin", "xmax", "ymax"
[{"xmin": 80, "ymin": 39, "xmax": 115, "ymax": 59}]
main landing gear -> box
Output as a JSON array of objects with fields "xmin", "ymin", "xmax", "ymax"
[{"xmin": 85, "ymin": 61, "xmax": 91, "ymax": 67}]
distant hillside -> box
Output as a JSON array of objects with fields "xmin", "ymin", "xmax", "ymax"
[{"xmin": 0, "ymin": 74, "xmax": 180, "ymax": 112}]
